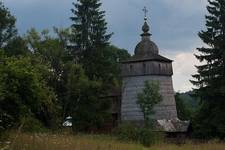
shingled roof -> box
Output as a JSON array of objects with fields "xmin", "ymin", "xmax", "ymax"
[
  {"xmin": 155, "ymin": 118, "xmax": 190, "ymax": 132},
  {"xmin": 121, "ymin": 53, "xmax": 173, "ymax": 63}
]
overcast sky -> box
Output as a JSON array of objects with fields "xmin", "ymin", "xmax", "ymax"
[{"xmin": 3, "ymin": 0, "xmax": 208, "ymax": 92}]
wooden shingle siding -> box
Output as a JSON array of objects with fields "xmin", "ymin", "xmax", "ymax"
[
  {"xmin": 121, "ymin": 75, "xmax": 177, "ymax": 122},
  {"xmin": 121, "ymin": 61, "xmax": 173, "ymax": 77}
]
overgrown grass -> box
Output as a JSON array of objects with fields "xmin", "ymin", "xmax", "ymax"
[{"xmin": 1, "ymin": 132, "xmax": 225, "ymax": 150}]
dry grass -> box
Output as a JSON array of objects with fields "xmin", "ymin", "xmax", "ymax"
[
  {"xmin": 150, "ymin": 143, "xmax": 225, "ymax": 150},
  {"xmin": 1, "ymin": 133, "xmax": 225, "ymax": 150}
]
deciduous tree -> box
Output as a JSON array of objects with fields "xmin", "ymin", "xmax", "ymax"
[
  {"xmin": 0, "ymin": 55, "xmax": 58, "ymax": 130},
  {"xmin": 137, "ymin": 80, "xmax": 162, "ymax": 128},
  {"xmin": 0, "ymin": 2, "xmax": 17, "ymax": 48}
]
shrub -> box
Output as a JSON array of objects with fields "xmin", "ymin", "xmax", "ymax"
[
  {"xmin": 113, "ymin": 122, "xmax": 138, "ymax": 141},
  {"xmin": 21, "ymin": 117, "xmax": 46, "ymax": 133},
  {"xmin": 114, "ymin": 123, "xmax": 164, "ymax": 147},
  {"xmin": 137, "ymin": 128, "xmax": 155, "ymax": 146}
]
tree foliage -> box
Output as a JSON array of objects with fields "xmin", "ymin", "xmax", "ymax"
[
  {"xmin": 137, "ymin": 80, "xmax": 162, "ymax": 127},
  {"xmin": 0, "ymin": 1, "xmax": 17, "ymax": 48},
  {"xmin": 82, "ymin": 45, "xmax": 130, "ymax": 89},
  {"xmin": 0, "ymin": 54, "xmax": 58, "ymax": 131},
  {"xmin": 191, "ymin": 0, "xmax": 225, "ymax": 139},
  {"xmin": 71, "ymin": 0, "xmax": 112, "ymax": 54},
  {"xmin": 175, "ymin": 93, "xmax": 192, "ymax": 121},
  {"xmin": 0, "ymin": 0, "xmax": 131, "ymax": 133},
  {"xmin": 24, "ymin": 28, "xmax": 74, "ymax": 122},
  {"xmin": 24, "ymin": 28, "xmax": 114, "ymax": 131},
  {"xmin": 69, "ymin": 1, "xmax": 130, "ymax": 132},
  {"xmin": 3, "ymin": 36, "xmax": 30, "ymax": 57},
  {"xmin": 71, "ymin": 0, "xmax": 116, "ymax": 83},
  {"xmin": 25, "ymin": 28, "xmax": 67, "ymax": 82},
  {"xmin": 61, "ymin": 63, "xmax": 110, "ymax": 132}
]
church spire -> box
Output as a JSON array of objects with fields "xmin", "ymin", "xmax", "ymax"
[
  {"xmin": 141, "ymin": 7, "xmax": 151, "ymax": 37},
  {"xmin": 134, "ymin": 6, "xmax": 158, "ymax": 57}
]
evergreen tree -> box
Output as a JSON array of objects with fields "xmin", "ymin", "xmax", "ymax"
[
  {"xmin": 70, "ymin": 0, "xmax": 113, "ymax": 79},
  {"xmin": 71, "ymin": 0, "xmax": 112, "ymax": 54},
  {"xmin": 191, "ymin": 0, "xmax": 225, "ymax": 139},
  {"xmin": 69, "ymin": 1, "xmax": 130, "ymax": 131},
  {"xmin": 0, "ymin": 1, "xmax": 17, "ymax": 48}
]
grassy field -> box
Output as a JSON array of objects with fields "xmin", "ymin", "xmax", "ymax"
[{"xmin": 1, "ymin": 133, "xmax": 225, "ymax": 150}]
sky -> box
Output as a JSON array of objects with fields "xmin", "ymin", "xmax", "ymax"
[{"xmin": 3, "ymin": 0, "xmax": 208, "ymax": 92}]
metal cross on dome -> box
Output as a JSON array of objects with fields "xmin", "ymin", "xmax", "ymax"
[{"xmin": 143, "ymin": 6, "xmax": 148, "ymax": 20}]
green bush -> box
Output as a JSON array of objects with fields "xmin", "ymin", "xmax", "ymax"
[
  {"xmin": 114, "ymin": 123, "xmax": 164, "ymax": 147},
  {"xmin": 113, "ymin": 122, "xmax": 138, "ymax": 141},
  {"xmin": 137, "ymin": 128, "xmax": 155, "ymax": 146},
  {"xmin": 21, "ymin": 117, "xmax": 47, "ymax": 133}
]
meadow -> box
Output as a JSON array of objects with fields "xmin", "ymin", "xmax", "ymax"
[{"xmin": 1, "ymin": 132, "xmax": 225, "ymax": 150}]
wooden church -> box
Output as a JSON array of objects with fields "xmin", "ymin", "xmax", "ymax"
[{"xmin": 118, "ymin": 11, "xmax": 189, "ymax": 132}]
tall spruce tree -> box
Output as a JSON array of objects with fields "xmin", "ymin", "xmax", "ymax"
[
  {"xmin": 70, "ymin": 0, "xmax": 112, "ymax": 54},
  {"xmin": 191, "ymin": 0, "xmax": 225, "ymax": 139},
  {"xmin": 70, "ymin": 0, "xmax": 113, "ymax": 79}
]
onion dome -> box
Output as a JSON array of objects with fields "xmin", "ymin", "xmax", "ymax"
[{"xmin": 134, "ymin": 18, "xmax": 159, "ymax": 57}]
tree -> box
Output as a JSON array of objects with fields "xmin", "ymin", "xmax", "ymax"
[
  {"xmin": 175, "ymin": 93, "xmax": 191, "ymax": 121},
  {"xmin": 53, "ymin": 27, "xmax": 72, "ymax": 50},
  {"xmin": 25, "ymin": 28, "xmax": 73, "ymax": 121},
  {"xmin": 137, "ymin": 80, "xmax": 162, "ymax": 128},
  {"xmin": 191, "ymin": 0, "xmax": 225, "ymax": 139},
  {"xmin": 70, "ymin": 1, "xmax": 130, "ymax": 131},
  {"xmin": 25, "ymin": 28, "xmax": 70, "ymax": 90},
  {"xmin": 61, "ymin": 63, "xmax": 110, "ymax": 132},
  {"xmin": 0, "ymin": 55, "xmax": 58, "ymax": 131},
  {"xmin": 71, "ymin": 0, "xmax": 113, "ymax": 79},
  {"xmin": 71, "ymin": 0, "xmax": 112, "ymax": 56},
  {"xmin": 83, "ymin": 45, "xmax": 131, "ymax": 89},
  {"xmin": 70, "ymin": 0, "xmax": 131, "ymax": 90},
  {"xmin": 0, "ymin": 1, "xmax": 17, "ymax": 48},
  {"xmin": 24, "ymin": 28, "xmax": 112, "ymax": 130},
  {"xmin": 4, "ymin": 36, "xmax": 30, "ymax": 57}
]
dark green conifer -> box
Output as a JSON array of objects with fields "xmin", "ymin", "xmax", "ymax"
[
  {"xmin": 70, "ymin": 0, "xmax": 112, "ymax": 58},
  {"xmin": 191, "ymin": 0, "xmax": 225, "ymax": 139},
  {"xmin": 71, "ymin": 0, "xmax": 125, "ymax": 84}
]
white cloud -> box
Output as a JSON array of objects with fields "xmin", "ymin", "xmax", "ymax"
[{"xmin": 171, "ymin": 51, "xmax": 202, "ymax": 92}]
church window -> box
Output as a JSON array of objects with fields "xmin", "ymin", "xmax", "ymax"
[
  {"xmin": 130, "ymin": 65, "xmax": 133, "ymax": 72},
  {"xmin": 166, "ymin": 64, "xmax": 168, "ymax": 71},
  {"xmin": 143, "ymin": 63, "xmax": 146, "ymax": 74}
]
